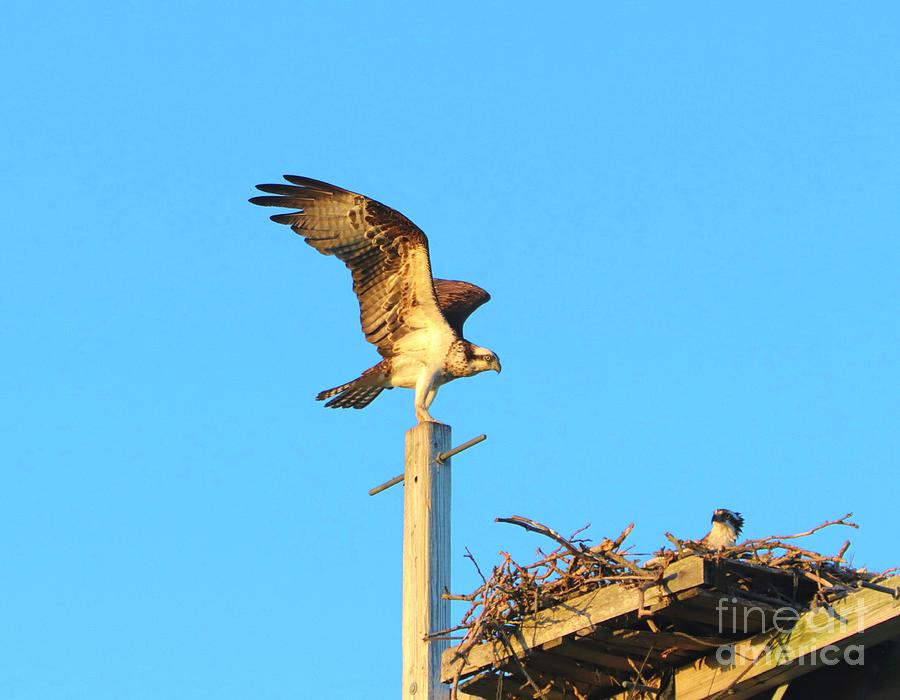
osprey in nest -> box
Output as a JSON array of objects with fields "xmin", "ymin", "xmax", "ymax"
[
  {"xmin": 702, "ymin": 508, "xmax": 745, "ymax": 549},
  {"xmin": 644, "ymin": 508, "xmax": 745, "ymax": 568},
  {"xmin": 250, "ymin": 176, "xmax": 501, "ymax": 423}
]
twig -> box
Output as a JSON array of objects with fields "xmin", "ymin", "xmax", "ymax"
[
  {"xmin": 763, "ymin": 513, "xmax": 858, "ymax": 540},
  {"xmin": 465, "ymin": 546, "xmax": 487, "ymax": 586},
  {"xmin": 496, "ymin": 515, "xmax": 583, "ymax": 556},
  {"xmin": 836, "ymin": 540, "xmax": 851, "ymax": 560}
]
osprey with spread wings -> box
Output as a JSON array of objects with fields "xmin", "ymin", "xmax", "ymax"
[{"xmin": 250, "ymin": 176, "xmax": 501, "ymax": 423}]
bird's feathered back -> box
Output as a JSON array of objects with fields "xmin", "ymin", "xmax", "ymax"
[{"xmin": 250, "ymin": 176, "xmax": 455, "ymax": 358}]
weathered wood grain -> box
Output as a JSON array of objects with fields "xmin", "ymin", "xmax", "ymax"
[
  {"xmin": 441, "ymin": 556, "xmax": 709, "ymax": 682},
  {"xmin": 403, "ymin": 422, "xmax": 452, "ymax": 700},
  {"xmin": 674, "ymin": 575, "xmax": 900, "ymax": 700}
]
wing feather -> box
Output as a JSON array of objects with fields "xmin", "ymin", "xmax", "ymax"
[
  {"xmin": 433, "ymin": 279, "xmax": 491, "ymax": 336},
  {"xmin": 250, "ymin": 176, "xmax": 454, "ymax": 358}
]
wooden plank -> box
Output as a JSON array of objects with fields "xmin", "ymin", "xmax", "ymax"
[
  {"xmin": 604, "ymin": 679, "xmax": 666, "ymax": 699},
  {"xmin": 600, "ymin": 628, "xmax": 733, "ymax": 655},
  {"xmin": 777, "ymin": 640, "xmax": 900, "ymax": 699},
  {"xmin": 498, "ymin": 663, "xmax": 592, "ymax": 699},
  {"xmin": 674, "ymin": 575, "xmax": 900, "ymax": 700},
  {"xmin": 460, "ymin": 669, "xmax": 575, "ymax": 700},
  {"xmin": 457, "ymin": 672, "xmax": 505, "ymax": 699},
  {"xmin": 657, "ymin": 589, "xmax": 781, "ymax": 634},
  {"xmin": 770, "ymin": 683, "xmax": 790, "ymax": 700},
  {"xmin": 403, "ymin": 422, "xmax": 452, "ymax": 700},
  {"xmin": 544, "ymin": 639, "xmax": 636, "ymax": 672},
  {"xmin": 441, "ymin": 556, "xmax": 709, "ymax": 682},
  {"xmin": 712, "ymin": 559, "xmax": 818, "ymax": 600},
  {"xmin": 524, "ymin": 650, "xmax": 618, "ymax": 687}
]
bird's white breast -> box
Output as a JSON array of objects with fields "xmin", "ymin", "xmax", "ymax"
[
  {"xmin": 387, "ymin": 325, "xmax": 455, "ymax": 388},
  {"xmin": 705, "ymin": 521, "xmax": 738, "ymax": 549}
]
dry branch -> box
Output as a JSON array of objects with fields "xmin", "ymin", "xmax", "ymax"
[{"xmin": 448, "ymin": 512, "xmax": 889, "ymax": 698}]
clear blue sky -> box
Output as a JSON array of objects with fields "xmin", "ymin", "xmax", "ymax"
[{"xmin": 2, "ymin": 3, "xmax": 898, "ymax": 698}]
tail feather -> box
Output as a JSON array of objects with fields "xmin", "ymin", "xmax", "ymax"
[
  {"xmin": 316, "ymin": 380, "xmax": 357, "ymax": 402},
  {"xmin": 316, "ymin": 362, "xmax": 389, "ymax": 410},
  {"xmin": 320, "ymin": 385, "xmax": 385, "ymax": 409}
]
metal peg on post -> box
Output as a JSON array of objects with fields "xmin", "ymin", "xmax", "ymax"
[
  {"xmin": 369, "ymin": 434, "xmax": 486, "ymax": 496},
  {"xmin": 402, "ymin": 422, "xmax": 451, "ymax": 700}
]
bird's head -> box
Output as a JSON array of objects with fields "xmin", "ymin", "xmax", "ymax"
[
  {"xmin": 711, "ymin": 509, "xmax": 744, "ymax": 537},
  {"xmin": 468, "ymin": 345, "xmax": 502, "ymax": 375}
]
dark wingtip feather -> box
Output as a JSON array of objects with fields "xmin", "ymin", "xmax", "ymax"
[
  {"xmin": 255, "ymin": 184, "xmax": 287, "ymax": 195},
  {"xmin": 282, "ymin": 174, "xmax": 344, "ymax": 193},
  {"xmin": 250, "ymin": 195, "xmax": 302, "ymax": 208}
]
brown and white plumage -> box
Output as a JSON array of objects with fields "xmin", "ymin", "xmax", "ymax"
[
  {"xmin": 434, "ymin": 278, "xmax": 491, "ymax": 336},
  {"xmin": 701, "ymin": 509, "xmax": 745, "ymax": 549},
  {"xmin": 644, "ymin": 508, "xmax": 746, "ymax": 569},
  {"xmin": 249, "ymin": 176, "xmax": 500, "ymax": 422}
]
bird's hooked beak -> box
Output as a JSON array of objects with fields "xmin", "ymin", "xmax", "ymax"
[{"xmin": 492, "ymin": 356, "xmax": 502, "ymax": 374}]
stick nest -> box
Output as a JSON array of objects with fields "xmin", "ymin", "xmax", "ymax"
[{"xmin": 445, "ymin": 513, "xmax": 894, "ymax": 659}]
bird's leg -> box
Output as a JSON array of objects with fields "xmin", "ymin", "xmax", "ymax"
[
  {"xmin": 414, "ymin": 368, "xmax": 438, "ymax": 423},
  {"xmin": 424, "ymin": 383, "xmax": 440, "ymax": 410}
]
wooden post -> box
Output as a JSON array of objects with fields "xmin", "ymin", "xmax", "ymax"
[{"xmin": 403, "ymin": 422, "xmax": 452, "ymax": 700}]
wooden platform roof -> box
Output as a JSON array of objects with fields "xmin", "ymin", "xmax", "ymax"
[{"xmin": 441, "ymin": 556, "xmax": 900, "ymax": 699}]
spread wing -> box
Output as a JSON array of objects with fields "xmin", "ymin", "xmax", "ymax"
[
  {"xmin": 250, "ymin": 175, "xmax": 455, "ymax": 358},
  {"xmin": 433, "ymin": 279, "xmax": 490, "ymax": 337}
]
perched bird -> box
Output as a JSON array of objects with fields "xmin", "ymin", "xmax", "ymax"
[
  {"xmin": 644, "ymin": 508, "xmax": 746, "ymax": 568},
  {"xmin": 250, "ymin": 176, "xmax": 501, "ymax": 423},
  {"xmin": 701, "ymin": 509, "xmax": 745, "ymax": 549}
]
